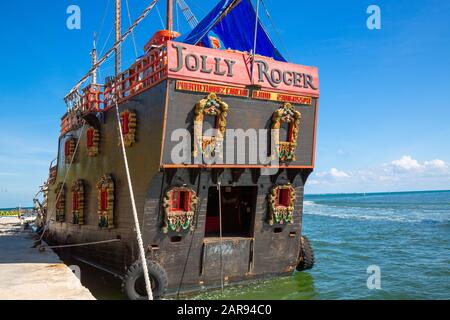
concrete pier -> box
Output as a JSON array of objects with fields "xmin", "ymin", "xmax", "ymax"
[{"xmin": 0, "ymin": 217, "xmax": 95, "ymax": 300}]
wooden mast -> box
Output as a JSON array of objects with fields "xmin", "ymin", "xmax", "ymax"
[
  {"xmin": 115, "ymin": 0, "xmax": 121, "ymax": 76},
  {"xmin": 91, "ymin": 33, "xmax": 98, "ymax": 84},
  {"xmin": 167, "ymin": 0, "xmax": 173, "ymax": 31}
]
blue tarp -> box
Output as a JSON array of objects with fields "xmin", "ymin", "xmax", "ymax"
[{"xmin": 181, "ymin": 0, "xmax": 286, "ymax": 62}]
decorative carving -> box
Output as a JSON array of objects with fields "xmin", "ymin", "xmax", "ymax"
[
  {"xmin": 162, "ymin": 187, "xmax": 199, "ymax": 233},
  {"xmin": 71, "ymin": 180, "xmax": 85, "ymax": 225},
  {"xmin": 268, "ymin": 184, "xmax": 296, "ymax": 225},
  {"xmin": 97, "ymin": 175, "xmax": 115, "ymax": 229},
  {"xmin": 55, "ymin": 183, "xmax": 66, "ymax": 222},
  {"xmin": 119, "ymin": 110, "xmax": 137, "ymax": 147},
  {"xmin": 272, "ymin": 103, "xmax": 302, "ymax": 162},
  {"xmin": 64, "ymin": 138, "xmax": 77, "ymax": 164},
  {"xmin": 86, "ymin": 127, "xmax": 100, "ymax": 157},
  {"xmin": 193, "ymin": 93, "xmax": 229, "ymax": 159}
]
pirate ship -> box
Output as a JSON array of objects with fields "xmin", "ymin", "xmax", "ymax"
[{"xmin": 38, "ymin": 0, "xmax": 319, "ymax": 299}]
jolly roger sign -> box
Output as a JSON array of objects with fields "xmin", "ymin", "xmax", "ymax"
[{"xmin": 167, "ymin": 41, "xmax": 320, "ymax": 96}]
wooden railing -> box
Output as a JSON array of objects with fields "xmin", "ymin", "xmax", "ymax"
[
  {"xmin": 104, "ymin": 46, "xmax": 168, "ymax": 109},
  {"xmin": 61, "ymin": 45, "xmax": 168, "ymax": 135}
]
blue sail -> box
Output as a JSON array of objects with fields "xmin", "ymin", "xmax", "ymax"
[{"xmin": 181, "ymin": 0, "xmax": 286, "ymax": 62}]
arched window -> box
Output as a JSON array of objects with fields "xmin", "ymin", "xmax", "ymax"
[
  {"xmin": 64, "ymin": 138, "xmax": 77, "ymax": 164},
  {"xmin": 55, "ymin": 183, "xmax": 66, "ymax": 222},
  {"xmin": 162, "ymin": 187, "xmax": 198, "ymax": 234},
  {"xmin": 119, "ymin": 110, "xmax": 137, "ymax": 147},
  {"xmin": 268, "ymin": 185, "xmax": 296, "ymax": 225},
  {"xmin": 272, "ymin": 103, "xmax": 302, "ymax": 162},
  {"xmin": 71, "ymin": 180, "xmax": 85, "ymax": 225},
  {"xmin": 97, "ymin": 175, "xmax": 115, "ymax": 229},
  {"xmin": 86, "ymin": 127, "xmax": 99, "ymax": 157},
  {"xmin": 193, "ymin": 93, "xmax": 229, "ymax": 160}
]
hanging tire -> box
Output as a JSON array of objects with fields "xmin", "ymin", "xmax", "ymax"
[
  {"xmin": 122, "ymin": 260, "xmax": 168, "ymax": 300},
  {"xmin": 296, "ymin": 236, "xmax": 315, "ymax": 271}
]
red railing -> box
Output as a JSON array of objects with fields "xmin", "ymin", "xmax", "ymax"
[
  {"xmin": 81, "ymin": 84, "xmax": 103, "ymax": 112},
  {"xmin": 103, "ymin": 46, "xmax": 168, "ymax": 109},
  {"xmin": 61, "ymin": 45, "xmax": 168, "ymax": 135}
]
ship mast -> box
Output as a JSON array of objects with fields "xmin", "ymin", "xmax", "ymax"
[
  {"xmin": 91, "ymin": 33, "xmax": 98, "ymax": 84},
  {"xmin": 167, "ymin": 0, "xmax": 173, "ymax": 31},
  {"xmin": 115, "ymin": 0, "xmax": 121, "ymax": 76}
]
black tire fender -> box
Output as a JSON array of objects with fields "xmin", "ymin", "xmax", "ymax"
[
  {"xmin": 296, "ymin": 235, "xmax": 315, "ymax": 271},
  {"xmin": 122, "ymin": 260, "xmax": 168, "ymax": 300}
]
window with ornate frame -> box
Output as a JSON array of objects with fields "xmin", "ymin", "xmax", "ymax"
[
  {"xmin": 272, "ymin": 103, "xmax": 302, "ymax": 162},
  {"xmin": 162, "ymin": 187, "xmax": 199, "ymax": 234},
  {"xmin": 268, "ymin": 184, "xmax": 296, "ymax": 225},
  {"xmin": 55, "ymin": 183, "xmax": 66, "ymax": 222},
  {"xmin": 86, "ymin": 127, "xmax": 100, "ymax": 157},
  {"xmin": 71, "ymin": 180, "xmax": 85, "ymax": 225},
  {"xmin": 119, "ymin": 110, "xmax": 137, "ymax": 147},
  {"xmin": 193, "ymin": 93, "xmax": 229, "ymax": 160},
  {"xmin": 97, "ymin": 175, "xmax": 115, "ymax": 229},
  {"xmin": 64, "ymin": 138, "xmax": 77, "ymax": 164}
]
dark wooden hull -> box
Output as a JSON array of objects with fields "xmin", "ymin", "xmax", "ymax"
[{"xmin": 47, "ymin": 79, "xmax": 317, "ymax": 296}]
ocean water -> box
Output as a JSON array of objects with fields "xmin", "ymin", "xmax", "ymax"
[{"xmin": 194, "ymin": 190, "xmax": 450, "ymax": 300}]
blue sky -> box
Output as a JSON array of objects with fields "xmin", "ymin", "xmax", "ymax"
[{"xmin": 0, "ymin": 0, "xmax": 449, "ymax": 207}]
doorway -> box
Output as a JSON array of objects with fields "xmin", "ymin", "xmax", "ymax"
[{"xmin": 204, "ymin": 186, "xmax": 257, "ymax": 238}]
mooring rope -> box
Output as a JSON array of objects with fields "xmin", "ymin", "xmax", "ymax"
[
  {"xmin": 114, "ymin": 98, "xmax": 154, "ymax": 301},
  {"xmin": 40, "ymin": 239, "xmax": 121, "ymax": 250}
]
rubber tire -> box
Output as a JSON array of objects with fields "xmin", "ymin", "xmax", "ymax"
[
  {"xmin": 122, "ymin": 260, "xmax": 168, "ymax": 300},
  {"xmin": 296, "ymin": 236, "xmax": 315, "ymax": 271}
]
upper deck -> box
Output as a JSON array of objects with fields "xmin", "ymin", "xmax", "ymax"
[{"xmin": 61, "ymin": 41, "xmax": 319, "ymax": 136}]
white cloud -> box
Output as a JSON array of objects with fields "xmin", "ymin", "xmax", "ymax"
[
  {"xmin": 391, "ymin": 155, "xmax": 423, "ymax": 171},
  {"xmin": 424, "ymin": 159, "xmax": 448, "ymax": 171},
  {"xmin": 307, "ymin": 156, "xmax": 450, "ymax": 194},
  {"xmin": 316, "ymin": 168, "xmax": 351, "ymax": 179}
]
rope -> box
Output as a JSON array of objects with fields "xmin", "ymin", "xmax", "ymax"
[
  {"xmin": 40, "ymin": 239, "xmax": 121, "ymax": 250},
  {"xmin": 39, "ymin": 125, "xmax": 87, "ymax": 243},
  {"xmin": 218, "ymin": 180, "xmax": 225, "ymax": 293},
  {"xmin": 155, "ymin": 4, "xmax": 165, "ymax": 29},
  {"xmin": 114, "ymin": 97, "xmax": 153, "ymax": 301},
  {"xmin": 125, "ymin": 0, "xmax": 139, "ymax": 58},
  {"xmin": 260, "ymin": 0, "xmax": 291, "ymax": 61},
  {"xmin": 251, "ymin": 0, "xmax": 261, "ymax": 84}
]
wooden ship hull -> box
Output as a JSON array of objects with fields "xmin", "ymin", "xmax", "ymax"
[{"xmin": 41, "ymin": 0, "xmax": 320, "ymax": 299}]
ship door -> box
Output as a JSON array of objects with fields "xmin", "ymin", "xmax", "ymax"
[{"xmin": 201, "ymin": 186, "xmax": 257, "ymax": 281}]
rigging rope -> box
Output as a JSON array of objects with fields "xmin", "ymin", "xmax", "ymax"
[
  {"xmin": 260, "ymin": 0, "xmax": 291, "ymax": 61},
  {"xmin": 97, "ymin": 0, "xmax": 112, "ymax": 46},
  {"xmin": 38, "ymin": 125, "xmax": 87, "ymax": 243},
  {"xmin": 155, "ymin": 4, "xmax": 165, "ymax": 29},
  {"xmin": 125, "ymin": 0, "xmax": 139, "ymax": 58},
  {"xmin": 114, "ymin": 97, "xmax": 154, "ymax": 301},
  {"xmin": 65, "ymin": 0, "xmax": 160, "ymax": 103}
]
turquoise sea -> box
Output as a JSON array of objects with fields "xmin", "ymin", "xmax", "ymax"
[
  {"xmin": 195, "ymin": 190, "xmax": 450, "ymax": 300},
  {"xmin": 10, "ymin": 191, "xmax": 447, "ymax": 300}
]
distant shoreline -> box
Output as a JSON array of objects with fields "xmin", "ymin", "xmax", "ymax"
[{"xmin": 305, "ymin": 189, "xmax": 450, "ymax": 197}]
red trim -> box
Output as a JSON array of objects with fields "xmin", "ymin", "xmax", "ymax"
[
  {"xmin": 100, "ymin": 190, "xmax": 108, "ymax": 211},
  {"xmin": 64, "ymin": 140, "xmax": 71, "ymax": 157},
  {"xmin": 72, "ymin": 192, "xmax": 79, "ymax": 211},
  {"xmin": 162, "ymin": 164, "xmax": 314, "ymax": 170},
  {"xmin": 87, "ymin": 129, "xmax": 94, "ymax": 148},
  {"xmin": 121, "ymin": 112, "xmax": 130, "ymax": 135},
  {"xmin": 277, "ymin": 188, "xmax": 291, "ymax": 207},
  {"xmin": 170, "ymin": 190, "xmax": 191, "ymax": 211}
]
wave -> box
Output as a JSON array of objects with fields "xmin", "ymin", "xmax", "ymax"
[{"xmin": 303, "ymin": 200, "xmax": 449, "ymax": 224}]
